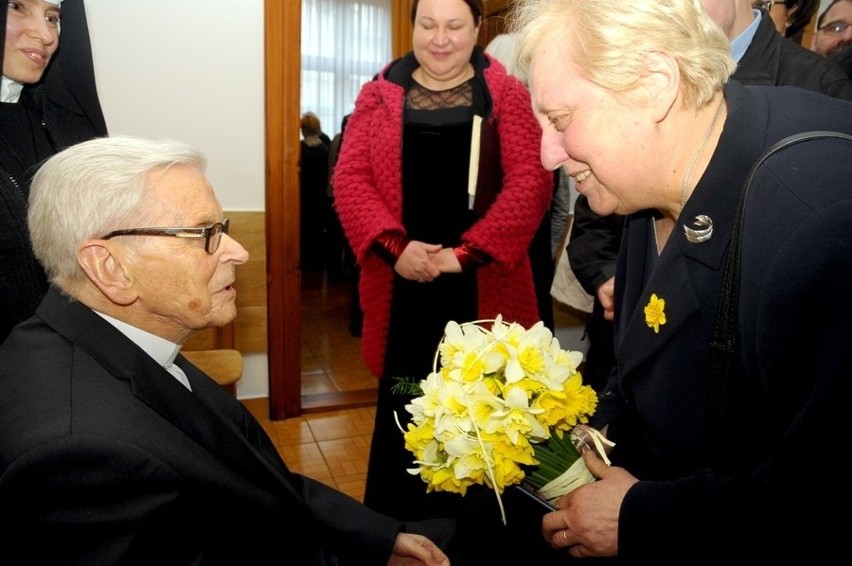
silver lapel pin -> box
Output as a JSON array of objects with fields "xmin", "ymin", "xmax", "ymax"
[{"xmin": 683, "ymin": 214, "xmax": 713, "ymax": 244}]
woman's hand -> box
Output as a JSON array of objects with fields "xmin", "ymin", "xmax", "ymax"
[
  {"xmin": 395, "ymin": 241, "xmax": 442, "ymax": 282},
  {"xmin": 542, "ymin": 449, "xmax": 637, "ymax": 558},
  {"xmin": 388, "ymin": 532, "xmax": 450, "ymax": 565},
  {"xmin": 428, "ymin": 247, "xmax": 462, "ymax": 274}
]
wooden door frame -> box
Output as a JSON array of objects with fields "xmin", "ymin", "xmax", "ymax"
[
  {"xmin": 265, "ymin": 0, "xmax": 302, "ymax": 419},
  {"xmin": 264, "ymin": 0, "xmax": 418, "ymax": 419},
  {"xmin": 263, "ymin": 0, "xmax": 506, "ymax": 420}
]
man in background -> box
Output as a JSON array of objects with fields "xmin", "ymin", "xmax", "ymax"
[{"xmin": 810, "ymin": 0, "xmax": 852, "ymax": 57}]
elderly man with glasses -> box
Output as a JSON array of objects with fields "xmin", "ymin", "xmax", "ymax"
[
  {"xmin": 0, "ymin": 135, "xmax": 454, "ymax": 565},
  {"xmin": 811, "ymin": 0, "xmax": 852, "ymax": 56}
]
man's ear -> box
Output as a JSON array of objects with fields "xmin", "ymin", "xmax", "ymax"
[
  {"xmin": 639, "ymin": 50, "xmax": 680, "ymax": 123},
  {"xmin": 77, "ymin": 241, "xmax": 137, "ymax": 306}
]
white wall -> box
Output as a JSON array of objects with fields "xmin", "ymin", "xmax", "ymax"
[
  {"xmin": 84, "ymin": 0, "xmax": 269, "ymax": 398},
  {"xmin": 817, "ymin": 0, "xmax": 834, "ymax": 29}
]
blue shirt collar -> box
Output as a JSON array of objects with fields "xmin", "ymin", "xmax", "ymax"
[{"xmin": 730, "ymin": 9, "xmax": 763, "ymax": 63}]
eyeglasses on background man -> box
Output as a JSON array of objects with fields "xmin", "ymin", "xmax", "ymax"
[
  {"xmin": 819, "ymin": 20, "xmax": 851, "ymax": 35},
  {"xmin": 752, "ymin": 0, "xmax": 782, "ymax": 11},
  {"xmin": 752, "ymin": 1, "xmax": 822, "ymax": 41},
  {"xmin": 811, "ymin": 0, "xmax": 852, "ymax": 57}
]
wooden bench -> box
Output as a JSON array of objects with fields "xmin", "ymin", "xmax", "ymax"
[{"xmin": 182, "ymin": 349, "xmax": 244, "ymax": 396}]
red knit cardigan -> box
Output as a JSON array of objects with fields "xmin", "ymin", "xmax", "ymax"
[{"xmin": 332, "ymin": 53, "xmax": 553, "ymax": 377}]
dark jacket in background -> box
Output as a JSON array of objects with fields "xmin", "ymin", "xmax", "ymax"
[
  {"xmin": 565, "ymin": 196, "xmax": 622, "ymax": 392},
  {"xmin": 735, "ymin": 13, "xmax": 852, "ymax": 100},
  {"xmin": 830, "ymin": 44, "xmax": 852, "ymax": 81}
]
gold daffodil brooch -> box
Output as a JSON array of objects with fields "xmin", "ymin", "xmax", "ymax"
[{"xmin": 644, "ymin": 293, "xmax": 667, "ymax": 333}]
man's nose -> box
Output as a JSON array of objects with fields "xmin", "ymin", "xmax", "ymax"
[{"xmin": 220, "ymin": 234, "xmax": 249, "ymax": 264}]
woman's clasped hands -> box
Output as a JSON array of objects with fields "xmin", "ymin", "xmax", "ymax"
[{"xmin": 395, "ymin": 241, "xmax": 462, "ymax": 283}]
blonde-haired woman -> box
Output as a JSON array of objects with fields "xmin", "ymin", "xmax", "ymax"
[{"xmin": 511, "ymin": 0, "xmax": 852, "ymax": 561}]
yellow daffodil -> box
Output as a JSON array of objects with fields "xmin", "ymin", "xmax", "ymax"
[
  {"xmin": 531, "ymin": 388, "xmax": 568, "ymax": 427},
  {"xmin": 644, "ymin": 293, "xmax": 667, "ymax": 333}
]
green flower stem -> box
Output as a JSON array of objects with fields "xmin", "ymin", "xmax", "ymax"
[
  {"xmin": 531, "ymin": 461, "xmax": 564, "ymax": 481},
  {"xmin": 526, "ymin": 435, "xmax": 583, "ymax": 489},
  {"xmin": 526, "ymin": 472, "xmax": 555, "ymax": 488},
  {"xmin": 534, "ymin": 449, "xmax": 570, "ymax": 470},
  {"xmin": 552, "ymin": 436, "xmax": 581, "ymax": 460}
]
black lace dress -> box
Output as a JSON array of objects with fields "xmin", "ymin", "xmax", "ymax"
[{"xmin": 364, "ymin": 79, "xmax": 481, "ymax": 522}]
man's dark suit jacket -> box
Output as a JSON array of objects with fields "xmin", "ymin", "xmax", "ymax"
[
  {"xmin": 0, "ymin": 288, "xmax": 452, "ymax": 564},
  {"xmin": 594, "ymin": 81, "xmax": 852, "ymax": 561},
  {"xmin": 735, "ymin": 12, "xmax": 852, "ymax": 99}
]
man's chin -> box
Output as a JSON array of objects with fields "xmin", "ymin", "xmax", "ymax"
[{"xmin": 209, "ymin": 305, "xmax": 238, "ymax": 329}]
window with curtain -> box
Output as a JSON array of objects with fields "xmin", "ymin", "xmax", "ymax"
[{"xmin": 300, "ymin": 0, "xmax": 392, "ymax": 138}]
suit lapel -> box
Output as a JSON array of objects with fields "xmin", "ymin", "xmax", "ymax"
[
  {"xmin": 37, "ymin": 290, "xmax": 309, "ymax": 508},
  {"xmin": 174, "ymin": 357, "xmax": 298, "ymax": 482},
  {"xmin": 133, "ymin": 359, "xmax": 305, "ymax": 500}
]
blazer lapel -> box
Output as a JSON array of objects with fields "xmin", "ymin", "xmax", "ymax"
[
  {"xmin": 132, "ymin": 360, "xmax": 306, "ymax": 501},
  {"xmin": 37, "ymin": 290, "xmax": 309, "ymax": 507},
  {"xmin": 174, "ymin": 357, "xmax": 298, "ymax": 482},
  {"xmin": 614, "ymin": 84, "xmax": 768, "ymax": 382},
  {"xmin": 616, "ymin": 218, "xmax": 703, "ymax": 378}
]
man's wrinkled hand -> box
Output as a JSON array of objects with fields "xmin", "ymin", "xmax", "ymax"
[{"xmin": 389, "ymin": 533, "xmax": 450, "ymax": 565}]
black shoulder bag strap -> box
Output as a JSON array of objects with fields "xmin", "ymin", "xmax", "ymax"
[{"xmin": 709, "ymin": 130, "xmax": 852, "ymax": 441}]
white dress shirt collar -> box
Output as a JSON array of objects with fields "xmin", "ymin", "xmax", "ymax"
[{"xmin": 93, "ymin": 311, "xmax": 192, "ymax": 391}]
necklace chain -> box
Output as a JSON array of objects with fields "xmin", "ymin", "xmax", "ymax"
[{"xmin": 680, "ymin": 98, "xmax": 724, "ymax": 211}]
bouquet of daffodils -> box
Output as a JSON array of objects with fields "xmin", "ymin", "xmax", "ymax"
[{"xmin": 397, "ymin": 316, "xmax": 611, "ymax": 524}]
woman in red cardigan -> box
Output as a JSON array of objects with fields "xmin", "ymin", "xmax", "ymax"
[{"xmin": 333, "ymin": 0, "xmax": 553, "ymax": 524}]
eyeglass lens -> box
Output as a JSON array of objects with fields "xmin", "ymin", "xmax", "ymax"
[
  {"xmin": 822, "ymin": 21, "xmax": 850, "ymax": 34},
  {"xmin": 208, "ymin": 219, "xmax": 229, "ymax": 253}
]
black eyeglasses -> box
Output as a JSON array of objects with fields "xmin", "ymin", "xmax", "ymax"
[
  {"xmin": 819, "ymin": 20, "xmax": 851, "ymax": 35},
  {"xmin": 102, "ymin": 218, "xmax": 230, "ymax": 254},
  {"xmin": 752, "ymin": 1, "xmax": 781, "ymax": 11}
]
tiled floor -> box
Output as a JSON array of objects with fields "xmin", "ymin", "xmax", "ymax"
[
  {"xmin": 246, "ymin": 267, "xmax": 591, "ymax": 504},
  {"xmin": 246, "ymin": 267, "xmax": 375, "ymax": 502},
  {"xmin": 250, "ymin": 402, "xmax": 376, "ymax": 502},
  {"xmin": 300, "ymin": 268, "xmax": 376, "ymax": 396}
]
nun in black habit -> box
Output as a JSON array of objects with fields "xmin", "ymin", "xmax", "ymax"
[{"xmin": 1, "ymin": 0, "xmax": 107, "ymax": 343}]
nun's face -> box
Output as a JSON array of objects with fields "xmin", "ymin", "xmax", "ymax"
[{"xmin": 4, "ymin": 1, "xmax": 61, "ymax": 85}]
